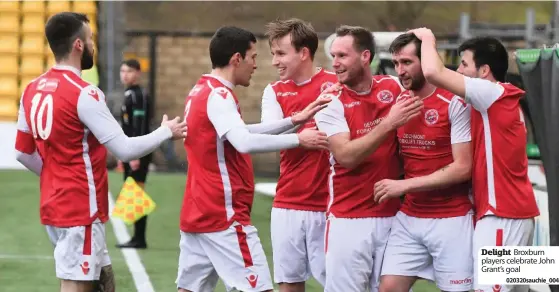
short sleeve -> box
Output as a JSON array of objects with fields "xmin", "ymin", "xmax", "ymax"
[
  {"xmin": 448, "ymin": 96, "xmax": 471, "ymax": 144},
  {"xmin": 315, "ymin": 96, "xmax": 349, "ymax": 138},
  {"xmin": 207, "ymin": 87, "xmax": 246, "ymax": 139},
  {"xmin": 464, "ymin": 76, "xmax": 504, "ymax": 112},
  {"xmin": 261, "ymin": 84, "xmax": 284, "ymax": 122},
  {"xmin": 15, "ymin": 93, "xmax": 36, "ymax": 154}
]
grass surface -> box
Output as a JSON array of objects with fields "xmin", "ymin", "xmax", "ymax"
[{"xmin": 0, "ymin": 170, "xmax": 437, "ymax": 292}]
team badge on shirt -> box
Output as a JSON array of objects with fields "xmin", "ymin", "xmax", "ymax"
[
  {"xmin": 424, "ymin": 109, "xmax": 439, "ymax": 125},
  {"xmin": 377, "ymin": 90, "xmax": 394, "ymax": 103}
]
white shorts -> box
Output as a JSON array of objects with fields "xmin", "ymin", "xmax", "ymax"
[
  {"xmin": 324, "ymin": 215, "xmax": 393, "ymax": 292},
  {"xmin": 270, "ymin": 207, "xmax": 326, "ymax": 285},
  {"xmin": 176, "ymin": 223, "xmax": 273, "ymax": 292},
  {"xmin": 473, "ymin": 216, "xmax": 535, "ymax": 292},
  {"xmin": 45, "ymin": 223, "xmax": 111, "ymax": 281},
  {"xmin": 381, "ymin": 211, "xmax": 474, "ymax": 291}
]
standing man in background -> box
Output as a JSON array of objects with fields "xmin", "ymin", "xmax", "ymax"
[{"xmin": 117, "ymin": 59, "xmax": 153, "ymax": 249}]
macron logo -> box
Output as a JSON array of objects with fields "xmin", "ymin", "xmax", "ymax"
[
  {"xmin": 80, "ymin": 261, "xmax": 90, "ymax": 275},
  {"xmin": 246, "ymin": 274, "xmax": 258, "ymax": 288}
]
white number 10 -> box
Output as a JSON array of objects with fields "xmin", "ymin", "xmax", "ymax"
[{"xmin": 29, "ymin": 92, "xmax": 54, "ymax": 140}]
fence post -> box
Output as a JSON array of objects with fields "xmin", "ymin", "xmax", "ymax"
[{"xmin": 148, "ymin": 34, "xmax": 157, "ymax": 111}]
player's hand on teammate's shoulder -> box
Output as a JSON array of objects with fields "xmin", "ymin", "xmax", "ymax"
[
  {"xmin": 296, "ymin": 126, "xmax": 329, "ymax": 150},
  {"xmin": 161, "ymin": 114, "xmax": 188, "ymax": 140},
  {"xmin": 292, "ymin": 98, "xmax": 331, "ymax": 125},
  {"xmin": 321, "ymin": 82, "xmax": 343, "ymax": 96},
  {"xmin": 373, "ymin": 179, "xmax": 407, "ymax": 203},
  {"xmin": 384, "ymin": 96, "xmax": 423, "ymax": 129}
]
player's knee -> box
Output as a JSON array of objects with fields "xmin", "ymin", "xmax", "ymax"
[
  {"xmin": 379, "ymin": 275, "xmax": 414, "ymax": 292},
  {"xmin": 278, "ymin": 282, "xmax": 305, "ymax": 292}
]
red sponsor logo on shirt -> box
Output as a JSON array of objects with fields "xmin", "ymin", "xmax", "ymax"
[
  {"xmin": 216, "ymin": 88, "xmax": 229, "ymax": 99},
  {"xmin": 88, "ymin": 88, "xmax": 99, "ymax": 101}
]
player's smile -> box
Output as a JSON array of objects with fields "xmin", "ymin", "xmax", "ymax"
[{"xmin": 335, "ymin": 69, "xmax": 347, "ymax": 79}]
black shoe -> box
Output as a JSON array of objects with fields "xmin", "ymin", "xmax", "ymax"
[{"xmin": 115, "ymin": 239, "xmax": 147, "ymax": 249}]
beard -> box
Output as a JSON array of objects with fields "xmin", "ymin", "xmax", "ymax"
[
  {"xmin": 340, "ymin": 65, "xmax": 366, "ymax": 87},
  {"xmin": 81, "ymin": 44, "xmax": 94, "ymax": 70},
  {"xmin": 400, "ymin": 73, "xmax": 427, "ymax": 91}
]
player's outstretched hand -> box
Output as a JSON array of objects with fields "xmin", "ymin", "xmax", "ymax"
[
  {"xmin": 384, "ymin": 96, "xmax": 423, "ymax": 129},
  {"xmin": 161, "ymin": 114, "xmax": 188, "ymax": 140},
  {"xmin": 374, "ymin": 179, "xmax": 407, "ymax": 203},
  {"xmin": 297, "ymin": 127, "xmax": 329, "ymax": 150},
  {"xmin": 292, "ymin": 98, "xmax": 331, "ymax": 125}
]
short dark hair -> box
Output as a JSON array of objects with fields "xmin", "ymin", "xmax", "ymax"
[
  {"xmin": 265, "ymin": 18, "xmax": 318, "ymax": 60},
  {"xmin": 122, "ymin": 59, "xmax": 141, "ymax": 71},
  {"xmin": 389, "ymin": 33, "xmax": 421, "ymax": 59},
  {"xmin": 335, "ymin": 25, "xmax": 375, "ymax": 64},
  {"xmin": 45, "ymin": 12, "xmax": 89, "ymax": 61},
  {"xmin": 209, "ymin": 26, "xmax": 257, "ymax": 69},
  {"xmin": 458, "ymin": 36, "xmax": 508, "ymax": 82}
]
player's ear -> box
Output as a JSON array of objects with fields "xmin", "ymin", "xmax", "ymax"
[
  {"xmin": 362, "ymin": 50, "xmax": 371, "ymax": 65},
  {"xmin": 231, "ymin": 52, "xmax": 243, "ymax": 67},
  {"xmin": 300, "ymin": 47, "xmax": 310, "ymax": 61},
  {"xmin": 479, "ymin": 64, "xmax": 491, "ymax": 79},
  {"xmin": 73, "ymin": 37, "xmax": 83, "ymax": 52}
]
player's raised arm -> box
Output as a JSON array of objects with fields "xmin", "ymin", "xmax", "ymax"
[
  {"xmin": 375, "ymin": 96, "xmax": 472, "ymax": 203},
  {"xmin": 316, "ymin": 95, "xmax": 422, "ymax": 169},
  {"xmin": 14, "ymin": 92, "xmax": 43, "ymax": 176},
  {"xmin": 208, "ymin": 87, "xmax": 328, "ymax": 153},
  {"xmin": 77, "ymin": 85, "xmax": 186, "ymax": 162},
  {"xmin": 411, "ymin": 28, "xmax": 504, "ymax": 112},
  {"xmin": 409, "ymin": 28, "xmax": 466, "ymax": 97}
]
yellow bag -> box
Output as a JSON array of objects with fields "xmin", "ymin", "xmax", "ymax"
[{"xmin": 112, "ymin": 177, "xmax": 156, "ymax": 225}]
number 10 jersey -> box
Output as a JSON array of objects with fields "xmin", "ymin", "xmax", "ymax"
[{"xmin": 15, "ymin": 65, "xmax": 110, "ymax": 228}]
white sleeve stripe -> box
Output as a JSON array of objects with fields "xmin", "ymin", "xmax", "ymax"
[
  {"xmin": 63, "ymin": 74, "xmax": 83, "ymax": 90},
  {"xmin": 207, "ymin": 80, "xmax": 215, "ymax": 90},
  {"xmin": 436, "ymin": 94, "xmax": 452, "ymax": 104}
]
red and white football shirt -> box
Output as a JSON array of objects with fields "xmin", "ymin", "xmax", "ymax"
[
  {"xmin": 181, "ymin": 74, "xmax": 255, "ymax": 233},
  {"xmin": 397, "ymin": 88, "xmax": 473, "ymax": 218},
  {"xmin": 464, "ymin": 77, "xmax": 539, "ymax": 221},
  {"xmin": 261, "ymin": 68, "xmax": 338, "ymax": 211},
  {"xmin": 315, "ymin": 75, "xmax": 404, "ymax": 218},
  {"xmin": 15, "ymin": 65, "xmax": 110, "ymax": 228}
]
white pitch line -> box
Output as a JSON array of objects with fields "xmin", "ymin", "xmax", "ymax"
[
  {"xmin": 108, "ymin": 192, "xmax": 155, "ymax": 292},
  {"xmin": 0, "ymin": 254, "xmax": 54, "ymax": 260}
]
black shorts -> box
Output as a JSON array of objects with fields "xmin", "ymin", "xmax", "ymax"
[{"xmin": 123, "ymin": 155, "xmax": 152, "ymax": 183}]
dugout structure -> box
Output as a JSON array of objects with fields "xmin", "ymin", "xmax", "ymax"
[{"xmin": 516, "ymin": 48, "xmax": 559, "ymax": 257}]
